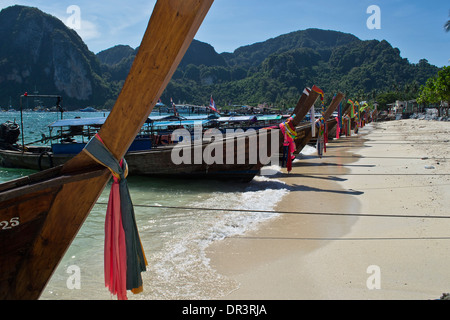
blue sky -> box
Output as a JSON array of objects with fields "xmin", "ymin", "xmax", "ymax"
[{"xmin": 1, "ymin": 0, "xmax": 449, "ymax": 67}]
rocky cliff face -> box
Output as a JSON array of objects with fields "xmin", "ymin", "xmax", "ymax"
[
  {"xmin": 0, "ymin": 5, "xmax": 110, "ymax": 109},
  {"xmin": 51, "ymin": 30, "xmax": 93, "ymax": 100}
]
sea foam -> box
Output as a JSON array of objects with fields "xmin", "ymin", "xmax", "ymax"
[{"xmin": 140, "ymin": 175, "xmax": 289, "ymax": 299}]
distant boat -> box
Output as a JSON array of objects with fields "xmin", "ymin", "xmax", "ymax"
[{"xmin": 79, "ymin": 107, "xmax": 97, "ymax": 112}]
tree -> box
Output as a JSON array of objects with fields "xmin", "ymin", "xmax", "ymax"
[
  {"xmin": 435, "ymin": 66, "xmax": 450, "ymax": 100},
  {"xmin": 376, "ymin": 91, "xmax": 399, "ymax": 110},
  {"xmin": 417, "ymin": 66, "xmax": 450, "ymax": 115},
  {"xmin": 435, "ymin": 66, "xmax": 450, "ymax": 116},
  {"xmin": 417, "ymin": 78, "xmax": 439, "ymax": 105}
]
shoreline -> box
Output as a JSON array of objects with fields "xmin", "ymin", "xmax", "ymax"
[{"xmin": 206, "ymin": 119, "xmax": 450, "ymax": 300}]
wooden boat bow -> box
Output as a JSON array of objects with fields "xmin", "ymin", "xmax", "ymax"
[
  {"xmin": 0, "ymin": 0, "xmax": 214, "ymax": 300},
  {"xmin": 293, "ymin": 92, "xmax": 345, "ymax": 154}
]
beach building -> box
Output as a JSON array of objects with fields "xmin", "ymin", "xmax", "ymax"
[{"xmin": 387, "ymin": 100, "xmax": 418, "ymax": 119}]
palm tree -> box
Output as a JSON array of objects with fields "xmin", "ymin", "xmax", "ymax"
[{"xmin": 445, "ymin": 11, "xmax": 450, "ymax": 32}]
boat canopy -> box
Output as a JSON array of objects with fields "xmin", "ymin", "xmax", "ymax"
[
  {"xmin": 48, "ymin": 114, "xmax": 217, "ymax": 128},
  {"xmin": 48, "ymin": 113, "xmax": 279, "ymax": 130},
  {"xmin": 214, "ymin": 115, "xmax": 283, "ymax": 122},
  {"xmin": 149, "ymin": 119, "xmax": 211, "ymax": 127},
  {"xmin": 48, "ymin": 117, "xmax": 106, "ymax": 127},
  {"xmin": 145, "ymin": 114, "xmax": 218, "ymax": 123},
  {"xmin": 255, "ymin": 115, "xmax": 283, "ymax": 121},
  {"xmin": 216, "ymin": 115, "xmax": 257, "ymax": 122},
  {"xmin": 145, "ymin": 115, "xmax": 180, "ymax": 123}
]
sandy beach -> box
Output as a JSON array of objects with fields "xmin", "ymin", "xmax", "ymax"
[{"xmin": 207, "ymin": 119, "xmax": 450, "ymax": 300}]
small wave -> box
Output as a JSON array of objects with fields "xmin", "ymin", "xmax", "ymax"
[
  {"xmin": 140, "ymin": 175, "xmax": 289, "ymax": 299},
  {"xmin": 301, "ymin": 144, "xmax": 317, "ymax": 156},
  {"xmin": 260, "ymin": 164, "xmax": 282, "ymax": 176}
]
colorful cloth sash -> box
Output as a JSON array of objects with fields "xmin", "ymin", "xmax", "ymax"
[
  {"xmin": 335, "ymin": 116, "xmax": 340, "ymax": 139},
  {"xmin": 84, "ymin": 134, "xmax": 147, "ymax": 300},
  {"xmin": 312, "ymin": 85, "xmax": 324, "ymax": 101},
  {"xmin": 316, "ymin": 117, "xmax": 325, "ymax": 158},
  {"xmin": 279, "ymin": 117, "xmax": 297, "ymax": 172}
]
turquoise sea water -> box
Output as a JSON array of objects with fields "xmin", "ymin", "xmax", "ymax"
[{"xmin": 0, "ymin": 111, "xmax": 291, "ymax": 300}]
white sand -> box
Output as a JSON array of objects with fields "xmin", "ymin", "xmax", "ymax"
[{"xmin": 207, "ymin": 119, "xmax": 450, "ymax": 300}]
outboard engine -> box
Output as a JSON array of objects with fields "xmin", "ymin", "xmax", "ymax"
[{"xmin": 0, "ymin": 120, "xmax": 20, "ymax": 149}]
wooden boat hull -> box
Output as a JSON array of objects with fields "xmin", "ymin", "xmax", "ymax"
[
  {"xmin": 303, "ymin": 118, "xmax": 337, "ymax": 147},
  {"xmin": 0, "ymin": 130, "xmax": 278, "ymax": 182},
  {"xmin": 0, "ymin": 148, "xmax": 68, "ymax": 171},
  {"xmin": 0, "ymin": 150, "xmax": 261, "ymax": 181},
  {"xmin": 131, "ymin": 128, "xmax": 278, "ymax": 181},
  {"xmin": 0, "ymin": 165, "xmax": 108, "ymax": 299}
]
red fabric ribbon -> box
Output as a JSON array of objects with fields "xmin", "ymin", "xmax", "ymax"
[
  {"xmin": 335, "ymin": 117, "xmax": 340, "ymax": 139},
  {"xmin": 84, "ymin": 134, "xmax": 147, "ymax": 300},
  {"xmin": 104, "ymin": 163, "xmax": 128, "ymax": 300}
]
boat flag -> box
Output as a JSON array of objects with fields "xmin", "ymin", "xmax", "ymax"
[
  {"xmin": 209, "ymin": 96, "xmax": 218, "ymax": 113},
  {"xmin": 170, "ymin": 98, "xmax": 178, "ymax": 116}
]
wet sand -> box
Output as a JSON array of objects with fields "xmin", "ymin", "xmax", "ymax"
[{"xmin": 207, "ymin": 119, "xmax": 450, "ymax": 300}]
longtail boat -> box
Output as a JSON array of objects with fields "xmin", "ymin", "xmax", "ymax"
[
  {"xmin": 341, "ymin": 100, "xmax": 358, "ymax": 136},
  {"xmin": 275, "ymin": 87, "xmax": 322, "ymax": 147},
  {"xmin": 272, "ymin": 87, "xmax": 322, "ymax": 170},
  {"xmin": 293, "ymin": 92, "xmax": 345, "ymax": 154},
  {"xmin": 326, "ymin": 100, "xmax": 351, "ymax": 139},
  {"xmin": 0, "ymin": 0, "xmax": 214, "ymax": 300}
]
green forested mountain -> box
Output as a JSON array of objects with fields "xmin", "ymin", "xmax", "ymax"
[
  {"xmin": 0, "ymin": 5, "xmax": 440, "ymax": 110},
  {"xmin": 160, "ymin": 29, "xmax": 439, "ymax": 108},
  {"xmin": 97, "ymin": 44, "xmax": 136, "ymax": 66},
  {"xmin": 223, "ymin": 28, "xmax": 359, "ymax": 69}
]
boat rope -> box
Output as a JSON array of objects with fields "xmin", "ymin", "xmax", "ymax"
[
  {"xmin": 229, "ymin": 235, "xmax": 450, "ymax": 241},
  {"xmin": 38, "ymin": 151, "xmax": 53, "ymax": 171},
  {"xmin": 95, "ymin": 202, "xmax": 450, "ymax": 220},
  {"xmin": 84, "ymin": 134, "xmax": 147, "ymax": 300}
]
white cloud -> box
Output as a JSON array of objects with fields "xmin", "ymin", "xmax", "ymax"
[
  {"xmin": 54, "ymin": 5, "xmax": 102, "ymax": 42},
  {"xmin": 69, "ymin": 19, "xmax": 101, "ymax": 41}
]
